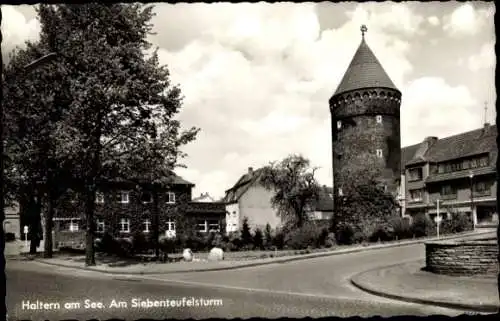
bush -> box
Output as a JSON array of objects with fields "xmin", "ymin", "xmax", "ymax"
[
  {"xmin": 411, "ymin": 214, "xmax": 435, "ymax": 237},
  {"xmin": 334, "ymin": 223, "xmax": 356, "ymax": 245},
  {"xmin": 5, "ymin": 232, "xmax": 16, "ymax": 242},
  {"xmin": 132, "ymin": 232, "xmax": 153, "ymax": 254},
  {"xmin": 272, "ymin": 230, "xmax": 285, "ymax": 250},
  {"xmin": 325, "ymin": 232, "xmax": 336, "ymax": 248},
  {"xmin": 263, "ymin": 224, "xmax": 273, "ymax": 249},
  {"xmin": 441, "ymin": 211, "xmax": 473, "ymax": 234},
  {"xmin": 116, "ymin": 238, "xmax": 134, "ymax": 257},
  {"xmin": 211, "ymin": 233, "xmax": 224, "ymax": 248},
  {"xmin": 253, "ymin": 229, "xmax": 264, "ymax": 250},
  {"xmin": 284, "ymin": 222, "xmax": 326, "ymax": 250},
  {"xmin": 96, "ymin": 232, "xmax": 116, "ymax": 254},
  {"xmin": 159, "ymin": 236, "xmax": 176, "ymax": 254},
  {"xmin": 241, "ymin": 217, "xmax": 253, "ymax": 246},
  {"xmin": 369, "ymin": 224, "xmax": 395, "ymax": 242},
  {"xmin": 389, "ymin": 216, "xmax": 412, "ymax": 240}
]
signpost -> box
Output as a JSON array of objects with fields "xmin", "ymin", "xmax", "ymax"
[
  {"xmin": 23, "ymin": 225, "xmax": 29, "ymax": 248},
  {"xmin": 435, "ymin": 199, "xmax": 441, "ymax": 239}
]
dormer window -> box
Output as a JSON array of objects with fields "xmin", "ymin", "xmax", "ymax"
[
  {"xmin": 376, "ymin": 149, "xmax": 383, "ymax": 158},
  {"xmin": 376, "ymin": 115, "xmax": 382, "ymax": 124}
]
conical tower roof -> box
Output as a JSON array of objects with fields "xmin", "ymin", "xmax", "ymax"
[{"xmin": 333, "ymin": 26, "xmax": 399, "ymax": 96}]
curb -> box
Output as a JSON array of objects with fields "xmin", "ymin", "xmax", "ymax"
[
  {"xmin": 34, "ymin": 230, "xmax": 495, "ymax": 275},
  {"xmin": 350, "ymin": 263, "xmax": 500, "ymax": 314}
]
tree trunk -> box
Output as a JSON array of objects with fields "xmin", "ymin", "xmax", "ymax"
[
  {"xmin": 43, "ymin": 189, "xmax": 55, "ymax": 258},
  {"xmin": 153, "ymin": 190, "xmax": 160, "ymax": 259},
  {"xmin": 84, "ymin": 180, "xmax": 96, "ymax": 266}
]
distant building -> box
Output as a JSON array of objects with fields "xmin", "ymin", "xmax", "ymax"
[
  {"xmin": 223, "ymin": 167, "xmax": 334, "ymax": 233},
  {"xmin": 4, "ymin": 202, "xmax": 20, "ymax": 239},
  {"xmin": 192, "ymin": 192, "xmax": 216, "ymax": 203},
  {"xmin": 401, "ymin": 124, "xmax": 497, "ymax": 227}
]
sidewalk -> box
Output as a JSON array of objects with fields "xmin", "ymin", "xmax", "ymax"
[
  {"xmin": 29, "ymin": 230, "xmax": 496, "ymax": 275},
  {"xmin": 350, "ymin": 260, "xmax": 499, "ymax": 313}
]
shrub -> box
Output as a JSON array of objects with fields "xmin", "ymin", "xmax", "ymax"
[
  {"xmin": 334, "ymin": 223, "xmax": 356, "ymax": 245},
  {"xmin": 159, "ymin": 236, "xmax": 176, "ymax": 254},
  {"xmin": 389, "ymin": 216, "xmax": 412, "ymax": 240},
  {"xmin": 263, "ymin": 224, "xmax": 273, "ymax": 249},
  {"xmin": 97, "ymin": 232, "xmax": 117, "ymax": 254},
  {"xmin": 317, "ymin": 227, "xmax": 329, "ymax": 248},
  {"xmin": 411, "ymin": 214, "xmax": 435, "ymax": 237},
  {"xmin": 116, "ymin": 238, "xmax": 134, "ymax": 257},
  {"xmin": 5, "ymin": 232, "xmax": 16, "ymax": 242},
  {"xmin": 441, "ymin": 211, "xmax": 473, "ymax": 234},
  {"xmin": 369, "ymin": 223, "xmax": 395, "ymax": 242},
  {"xmin": 253, "ymin": 229, "xmax": 264, "ymax": 250},
  {"xmin": 325, "ymin": 232, "xmax": 336, "ymax": 248},
  {"xmin": 211, "ymin": 233, "xmax": 224, "ymax": 248},
  {"xmin": 132, "ymin": 232, "xmax": 153, "ymax": 254},
  {"xmin": 241, "ymin": 217, "xmax": 252, "ymax": 246},
  {"xmin": 284, "ymin": 222, "xmax": 326, "ymax": 250},
  {"xmin": 272, "ymin": 229, "xmax": 285, "ymax": 250}
]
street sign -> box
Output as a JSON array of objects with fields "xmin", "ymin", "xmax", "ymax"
[
  {"xmin": 434, "ymin": 216, "xmax": 442, "ymax": 223},
  {"xmin": 23, "ymin": 225, "xmax": 28, "ymax": 234},
  {"xmin": 23, "ymin": 225, "xmax": 29, "ymax": 249}
]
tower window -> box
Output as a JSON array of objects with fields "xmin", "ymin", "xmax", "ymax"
[
  {"xmin": 376, "ymin": 149, "xmax": 383, "ymax": 158},
  {"xmin": 376, "ymin": 115, "xmax": 382, "ymax": 124},
  {"xmin": 337, "ymin": 120, "xmax": 342, "ymax": 129}
]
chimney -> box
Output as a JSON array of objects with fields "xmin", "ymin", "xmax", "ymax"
[
  {"xmin": 414, "ymin": 136, "xmax": 438, "ymax": 159},
  {"xmin": 248, "ymin": 167, "xmax": 253, "ymax": 174}
]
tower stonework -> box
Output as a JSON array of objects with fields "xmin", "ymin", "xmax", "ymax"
[{"xmin": 330, "ymin": 26, "xmax": 402, "ymax": 201}]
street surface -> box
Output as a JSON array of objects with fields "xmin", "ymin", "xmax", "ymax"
[{"xmin": 8, "ymin": 234, "xmax": 493, "ymax": 320}]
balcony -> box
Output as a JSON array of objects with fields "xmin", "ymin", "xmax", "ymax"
[
  {"xmin": 473, "ymin": 190, "xmax": 492, "ymax": 197},
  {"xmin": 440, "ymin": 194, "xmax": 457, "ymax": 200}
]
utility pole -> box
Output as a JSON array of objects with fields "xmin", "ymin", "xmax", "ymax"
[{"xmin": 436, "ymin": 199, "xmax": 441, "ymax": 239}]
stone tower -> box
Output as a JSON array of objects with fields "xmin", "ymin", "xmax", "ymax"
[{"xmin": 330, "ymin": 25, "xmax": 402, "ymax": 201}]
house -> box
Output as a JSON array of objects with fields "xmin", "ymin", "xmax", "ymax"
[
  {"xmin": 223, "ymin": 167, "xmax": 335, "ymax": 233},
  {"xmin": 4, "ymin": 202, "xmax": 20, "ymax": 239},
  {"xmin": 401, "ymin": 123, "xmax": 497, "ymax": 227},
  {"xmin": 192, "ymin": 192, "xmax": 216, "ymax": 203},
  {"xmin": 51, "ymin": 173, "xmax": 226, "ymax": 248}
]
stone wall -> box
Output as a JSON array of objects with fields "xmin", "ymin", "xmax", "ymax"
[{"xmin": 425, "ymin": 239, "xmax": 499, "ymax": 276}]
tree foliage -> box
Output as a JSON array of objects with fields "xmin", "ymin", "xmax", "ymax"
[
  {"xmin": 3, "ymin": 4, "xmax": 199, "ymax": 265},
  {"xmin": 260, "ymin": 154, "xmax": 320, "ymax": 229}
]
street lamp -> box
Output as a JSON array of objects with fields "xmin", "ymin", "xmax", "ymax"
[
  {"xmin": 469, "ymin": 171, "xmax": 475, "ymax": 229},
  {"xmin": 1, "ymin": 52, "xmax": 58, "ymax": 247}
]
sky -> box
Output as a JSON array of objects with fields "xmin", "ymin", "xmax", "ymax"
[{"xmin": 1, "ymin": 2, "xmax": 496, "ymax": 200}]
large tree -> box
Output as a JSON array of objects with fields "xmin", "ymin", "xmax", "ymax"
[
  {"xmin": 260, "ymin": 154, "xmax": 320, "ymax": 229},
  {"xmin": 4, "ymin": 4, "xmax": 198, "ymax": 265}
]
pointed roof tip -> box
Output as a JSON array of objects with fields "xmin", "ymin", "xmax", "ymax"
[{"xmin": 332, "ymin": 25, "xmax": 400, "ymax": 97}]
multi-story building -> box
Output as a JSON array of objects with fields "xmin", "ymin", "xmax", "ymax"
[
  {"xmin": 51, "ymin": 173, "xmax": 226, "ymax": 248},
  {"xmin": 223, "ymin": 167, "xmax": 334, "ymax": 232},
  {"xmin": 401, "ymin": 123, "xmax": 497, "ymax": 227}
]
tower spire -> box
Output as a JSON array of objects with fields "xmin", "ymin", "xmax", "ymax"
[{"xmin": 360, "ymin": 24, "xmax": 367, "ymax": 40}]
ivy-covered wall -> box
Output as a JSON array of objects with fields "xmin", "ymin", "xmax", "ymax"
[{"xmin": 331, "ymin": 88, "xmax": 402, "ymax": 198}]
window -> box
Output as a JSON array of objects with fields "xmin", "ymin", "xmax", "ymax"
[
  {"xmin": 143, "ymin": 219, "xmax": 151, "ymax": 233},
  {"xmin": 479, "ymin": 156, "xmax": 489, "ymax": 167},
  {"xmin": 96, "ymin": 219, "xmax": 105, "ymax": 233},
  {"xmin": 232, "ymin": 211, "xmax": 237, "ymax": 217},
  {"xmin": 119, "ymin": 218, "xmax": 130, "ymax": 233},
  {"xmin": 117, "ymin": 191, "xmax": 129, "ymax": 204},
  {"xmin": 96, "ymin": 192, "xmax": 105, "ymax": 204},
  {"xmin": 328, "ymin": 193, "xmax": 333, "ymax": 199},
  {"xmin": 438, "ymin": 164, "xmax": 445, "ymax": 174},
  {"xmin": 338, "ymin": 188, "xmax": 343, "ymax": 196},
  {"xmin": 376, "ymin": 149, "xmax": 383, "ymax": 158},
  {"xmin": 166, "ymin": 192, "xmax": 175, "ymax": 204},
  {"xmin": 376, "ymin": 115, "xmax": 382, "ymax": 124},
  {"xmin": 69, "ymin": 219, "xmax": 79, "ymax": 232},
  {"xmin": 166, "ymin": 218, "xmax": 176, "ymax": 231},
  {"xmin": 445, "ymin": 164, "xmax": 452, "ymax": 172},
  {"xmin": 474, "ymin": 182, "xmax": 489, "ymax": 193},
  {"xmin": 197, "ymin": 219, "xmax": 208, "ymax": 233},
  {"xmin": 440, "ymin": 185, "xmax": 456, "ymax": 196},
  {"xmin": 408, "ymin": 168, "xmax": 423, "ymax": 181},
  {"xmin": 409, "ymin": 189, "xmax": 423, "ymax": 202},
  {"xmin": 208, "ymin": 220, "xmax": 220, "ymax": 232},
  {"xmin": 462, "ymin": 160, "xmax": 470, "ymax": 170},
  {"xmin": 337, "ymin": 120, "xmax": 342, "ymax": 129},
  {"xmin": 470, "ymin": 159, "xmax": 478, "ymax": 168}
]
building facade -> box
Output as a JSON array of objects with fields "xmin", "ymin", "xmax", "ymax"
[
  {"xmin": 51, "ymin": 174, "xmax": 226, "ymax": 248},
  {"xmin": 401, "ymin": 124, "xmax": 498, "ymax": 227},
  {"xmin": 330, "ymin": 26, "xmax": 402, "ymax": 205},
  {"xmin": 223, "ymin": 167, "xmax": 334, "ymax": 232}
]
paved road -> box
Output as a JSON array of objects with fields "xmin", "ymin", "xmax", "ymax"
[
  {"xmin": 7, "ymin": 255, "xmax": 478, "ymax": 320},
  {"xmin": 141, "ymin": 234, "xmax": 494, "ymax": 302}
]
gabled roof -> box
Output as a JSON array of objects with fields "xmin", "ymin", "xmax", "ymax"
[
  {"xmin": 333, "ymin": 38, "xmax": 399, "ymax": 97},
  {"xmin": 223, "ymin": 168, "xmax": 265, "ymax": 203},
  {"xmin": 401, "ymin": 124, "xmax": 497, "ymax": 167}
]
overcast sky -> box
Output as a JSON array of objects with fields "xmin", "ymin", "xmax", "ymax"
[{"xmin": 2, "ymin": 2, "xmax": 496, "ymax": 200}]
